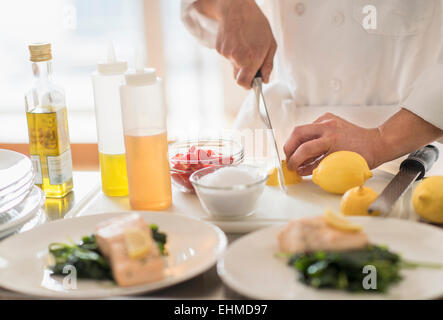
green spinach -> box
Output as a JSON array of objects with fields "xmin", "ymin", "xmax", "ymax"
[
  {"xmin": 279, "ymin": 245, "xmax": 441, "ymax": 293},
  {"xmin": 49, "ymin": 225, "xmax": 167, "ymax": 280}
]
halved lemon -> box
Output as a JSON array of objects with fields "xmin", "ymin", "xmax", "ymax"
[
  {"xmin": 124, "ymin": 227, "xmax": 153, "ymax": 259},
  {"xmin": 323, "ymin": 209, "xmax": 363, "ymax": 232},
  {"xmin": 267, "ymin": 160, "xmax": 302, "ymax": 186}
]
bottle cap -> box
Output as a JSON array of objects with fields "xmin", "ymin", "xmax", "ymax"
[
  {"xmin": 97, "ymin": 42, "xmax": 127, "ymax": 74},
  {"xmin": 29, "ymin": 43, "xmax": 52, "ymax": 62},
  {"xmin": 124, "ymin": 48, "xmax": 157, "ymax": 85}
]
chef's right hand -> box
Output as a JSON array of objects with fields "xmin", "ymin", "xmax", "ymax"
[{"xmin": 198, "ymin": 0, "xmax": 277, "ymax": 89}]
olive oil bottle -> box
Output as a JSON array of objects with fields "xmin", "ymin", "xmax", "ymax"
[{"xmin": 25, "ymin": 43, "xmax": 73, "ymax": 198}]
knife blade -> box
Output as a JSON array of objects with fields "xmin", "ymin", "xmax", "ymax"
[
  {"xmin": 252, "ymin": 71, "xmax": 287, "ymax": 193},
  {"xmin": 368, "ymin": 145, "xmax": 439, "ymax": 217}
]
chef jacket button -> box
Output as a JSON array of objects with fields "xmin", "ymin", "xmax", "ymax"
[
  {"xmin": 332, "ymin": 12, "xmax": 345, "ymax": 25},
  {"xmin": 295, "ymin": 3, "xmax": 305, "ymax": 16},
  {"xmin": 330, "ymin": 78, "xmax": 342, "ymax": 91}
]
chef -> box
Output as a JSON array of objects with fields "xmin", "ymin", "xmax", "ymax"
[{"xmin": 181, "ymin": 0, "xmax": 443, "ymax": 175}]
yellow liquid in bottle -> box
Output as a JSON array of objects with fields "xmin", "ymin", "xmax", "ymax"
[
  {"xmin": 99, "ymin": 153, "xmax": 129, "ymax": 197},
  {"xmin": 124, "ymin": 131, "xmax": 172, "ymax": 210},
  {"xmin": 26, "ymin": 107, "xmax": 73, "ymax": 198}
]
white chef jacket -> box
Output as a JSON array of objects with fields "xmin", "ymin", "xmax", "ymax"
[{"xmin": 181, "ymin": 0, "xmax": 443, "ymax": 172}]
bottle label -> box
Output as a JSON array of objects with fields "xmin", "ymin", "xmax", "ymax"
[
  {"xmin": 30, "ymin": 155, "xmax": 43, "ymax": 184},
  {"xmin": 47, "ymin": 148, "xmax": 73, "ymax": 185}
]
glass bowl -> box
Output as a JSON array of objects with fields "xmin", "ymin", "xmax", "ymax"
[
  {"xmin": 169, "ymin": 139, "xmax": 244, "ymax": 193},
  {"xmin": 190, "ymin": 165, "xmax": 268, "ymax": 219}
]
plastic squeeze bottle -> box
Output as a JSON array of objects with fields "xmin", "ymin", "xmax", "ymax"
[
  {"xmin": 92, "ymin": 42, "xmax": 129, "ymax": 196},
  {"xmin": 120, "ymin": 51, "xmax": 172, "ymax": 210}
]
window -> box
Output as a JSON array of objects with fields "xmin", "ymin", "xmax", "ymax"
[
  {"xmin": 160, "ymin": 0, "xmax": 225, "ymax": 139},
  {"xmin": 0, "ymin": 0, "xmax": 245, "ymax": 142},
  {"xmin": 0, "ymin": 0, "xmax": 145, "ymax": 112}
]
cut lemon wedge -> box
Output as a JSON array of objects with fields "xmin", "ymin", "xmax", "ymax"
[
  {"xmin": 124, "ymin": 227, "xmax": 153, "ymax": 259},
  {"xmin": 323, "ymin": 209, "xmax": 363, "ymax": 232},
  {"xmin": 267, "ymin": 160, "xmax": 302, "ymax": 186}
]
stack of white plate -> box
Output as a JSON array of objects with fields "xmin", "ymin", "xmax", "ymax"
[{"xmin": 0, "ymin": 149, "xmax": 45, "ymax": 238}]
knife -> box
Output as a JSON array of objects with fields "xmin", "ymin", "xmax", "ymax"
[
  {"xmin": 252, "ymin": 70, "xmax": 287, "ymax": 193},
  {"xmin": 368, "ymin": 145, "xmax": 439, "ymax": 217}
]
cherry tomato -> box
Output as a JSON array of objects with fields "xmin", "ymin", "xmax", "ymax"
[{"xmin": 171, "ymin": 146, "xmax": 234, "ymax": 192}]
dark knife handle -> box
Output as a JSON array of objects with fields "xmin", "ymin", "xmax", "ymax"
[
  {"xmin": 252, "ymin": 70, "xmax": 262, "ymax": 88},
  {"xmin": 400, "ymin": 145, "xmax": 439, "ymax": 180}
]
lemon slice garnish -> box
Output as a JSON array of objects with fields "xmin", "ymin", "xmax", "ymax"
[
  {"xmin": 124, "ymin": 228, "xmax": 152, "ymax": 259},
  {"xmin": 323, "ymin": 209, "xmax": 363, "ymax": 232}
]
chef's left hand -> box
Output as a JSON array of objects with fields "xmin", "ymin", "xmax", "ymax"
[{"xmin": 283, "ymin": 113, "xmax": 381, "ymax": 176}]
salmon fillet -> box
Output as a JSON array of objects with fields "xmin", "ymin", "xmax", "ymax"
[
  {"xmin": 277, "ymin": 216, "xmax": 369, "ymax": 254},
  {"xmin": 107, "ymin": 241, "xmax": 164, "ymax": 287},
  {"xmin": 95, "ymin": 213, "xmax": 164, "ymax": 287},
  {"xmin": 95, "ymin": 213, "xmax": 149, "ymax": 258}
]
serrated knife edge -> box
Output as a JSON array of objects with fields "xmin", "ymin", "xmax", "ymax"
[{"xmin": 368, "ymin": 167, "xmax": 420, "ymax": 217}]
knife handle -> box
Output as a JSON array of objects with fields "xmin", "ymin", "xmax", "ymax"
[
  {"xmin": 255, "ymin": 69, "xmax": 262, "ymax": 79},
  {"xmin": 400, "ymin": 145, "xmax": 439, "ymax": 180}
]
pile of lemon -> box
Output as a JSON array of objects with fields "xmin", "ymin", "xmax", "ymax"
[
  {"xmin": 311, "ymin": 151, "xmax": 379, "ymax": 216},
  {"xmin": 310, "ymin": 150, "xmax": 443, "ymax": 223},
  {"xmin": 266, "ymin": 149, "xmax": 443, "ymax": 222}
]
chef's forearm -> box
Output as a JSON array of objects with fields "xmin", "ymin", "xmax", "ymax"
[
  {"xmin": 376, "ymin": 108, "xmax": 443, "ymax": 165},
  {"xmin": 192, "ymin": 0, "xmax": 219, "ymax": 20},
  {"xmin": 193, "ymin": 0, "xmax": 255, "ymax": 20}
]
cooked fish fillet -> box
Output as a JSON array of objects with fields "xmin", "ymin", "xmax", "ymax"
[
  {"xmin": 95, "ymin": 213, "xmax": 149, "ymax": 258},
  {"xmin": 95, "ymin": 213, "xmax": 164, "ymax": 287},
  {"xmin": 277, "ymin": 216, "xmax": 369, "ymax": 254},
  {"xmin": 107, "ymin": 241, "xmax": 164, "ymax": 287}
]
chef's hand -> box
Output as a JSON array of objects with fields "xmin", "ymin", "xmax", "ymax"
[
  {"xmin": 194, "ymin": 0, "xmax": 277, "ymax": 88},
  {"xmin": 283, "ymin": 113, "xmax": 383, "ymax": 176},
  {"xmin": 284, "ymin": 109, "xmax": 443, "ymax": 176}
]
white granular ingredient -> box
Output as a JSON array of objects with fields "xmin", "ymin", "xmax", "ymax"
[
  {"xmin": 199, "ymin": 167, "xmax": 258, "ymax": 187},
  {"xmin": 195, "ymin": 166, "xmax": 266, "ymax": 219}
]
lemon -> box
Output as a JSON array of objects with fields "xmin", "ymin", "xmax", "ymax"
[
  {"xmin": 124, "ymin": 228, "xmax": 153, "ymax": 259},
  {"xmin": 312, "ymin": 151, "xmax": 372, "ymax": 194},
  {"xmin": 267, "ymin": 160, "xmax": 302, "ymax": 186},
  {"xmin": 323, "ymin": 209, "xmax": 363, "ymax": 232},
  {"xmin": 340, "ymin": 186, "xmax": 380, "ymax": 216},
  {"xmin": 412, "ymin": 176, "xmax": 443, "ymax": 223}
]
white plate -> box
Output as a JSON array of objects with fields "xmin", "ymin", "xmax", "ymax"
[
  {"xmin": 0, "ymin": 149, "xmax": 33, "ymax": 191},
  {"xmin": 0, "ymin": 186, "xmax": 45, "ymax": 238},
  {"xmin": 0, "ymin": 212, "xmax": 227, "ymax": 298},
  {"xmin": 0, "ymin": 170, "xmax": 34, "ymax": 199},
  {"xmin": 0, "ymin": 174, "xmax": 34, "ymax": 214},
  {"xmin": 217, "ymin": 217, "xmax": 443, "ymax": 300}
]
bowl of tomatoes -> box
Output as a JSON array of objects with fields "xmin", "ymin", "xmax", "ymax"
[{"xmin": 169, "ymin": 139, "xmax": 244, "ymax": 193}]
